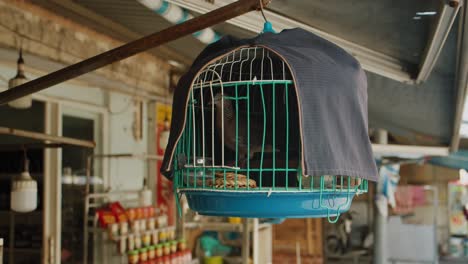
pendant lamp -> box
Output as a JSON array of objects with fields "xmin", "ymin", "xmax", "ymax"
[
  {"xmin": 11, "ymin": 158, "xmax": 38, "ymax": 213},
  {"xmin": 139, "ymin": 179, "xmax": 153, "ymax": 207},
  {"xmin": 159, "ymin": 115, "xmax": 170, "ymax": 151},
  {"xmin": 8, "ymin": 49, "xmax": 32, "ymax": 109}
]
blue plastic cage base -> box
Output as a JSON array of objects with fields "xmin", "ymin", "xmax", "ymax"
[{"xmin": 182, "ymin": 190, "xmax": 356, "ymax": 218}]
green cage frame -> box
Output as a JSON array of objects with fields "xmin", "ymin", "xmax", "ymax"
[{"xmin": 172, "ymin": 47, "xmax": 368, "ymax": 222}]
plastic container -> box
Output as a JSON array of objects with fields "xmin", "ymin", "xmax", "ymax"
[
  {"xmin": 148, "ymin": 217, "xmax": 156, "ymax": 230},
  {"xmin": 118, "ymin": 237, "xmax": 126, "ymax": 254},
  {"xmin": 170, "ymin": 241, "xmax": 177, "ymax": 254},
  {"xmin": 204, "ymin": 256, "xmax": 223, "ymax": 264},
  {"xmin": 449, "ymin": 237, "xmax": 464, "ymax": 257},
  {"xmin": 108, "ymin": 223, "xmax": 119, "ymax": 240},
  {"xmin": 148, "ymin": 245, "xmax": 156, "ymax": 259},
  {"xmin": 127, "ymin": 250, "xmax": 139, "ymax": 264},
  {"xmin": 143, "ymin": 232, "xmax": 151, "ymax": 247},
  {"xmin": 135, "ymin": 235, "xmax": 142, "ymax": 249},
  {"xmin": 228, "ymin": 217, "xmax": 241, "ymax": 224},
  {"xmin": 178, "ymin": 239, "xmax": 186, "ymax": 251},
  {"xmin": 156, "ymin": 244, "xmax": 163, "ymax": 257},
  {"xmin": 159, "ymin": 229, "xmax": 167, "ymax": 243},
  {"xmin": 140, "ymin": 188, "xmax": 153, "ymax": 207},
  {"xmin": 148, "ymin": 207, "xmax": 156, "ymax": 218},
  {"xmin": 151, "ymin": 230, "xmax": 159, "ymax": 245},
  {"xmin": 167, "ymin": 227, "xmax": 176, "ymax": 240},
  {"xmin": 158, "ymin": 215, "xmax": 168, "ymax": 228},
  {"xmin": 120, "ymin": 221, "xmax": 129, "ymax": 236},
  {"xmin": 131, "ymin": 220, "xmax": 140, "ymax": 233},
  {"xmin": 127, "ymin": 208, "xmax": 137, "ymax": 221},
  {"xmin": 170, "ymin": 253, "xmax": 177, "ymax": 264},
  {"xmin": 185, "ymin": 249, "xmax": 192, "ymax": 263},
  {"xmin": 140, "ymin": 219, "xmax": 147, "ymax": 232},
  {"xmin": 184, "ymin": 191, "xmax": 354, "ymax": 218},
  {"xmin": 137, "ymin": 207, "xmax": 144, "ymax": 219},
  {"xmin": 140, "ymin": 248, "xmax": 148, "ymax": 262},
  {"xmin": 163, "ymin": 242, "xmax": 171, "ymax": 256},
  {"xmin": 128, "ymin": 235, "xmax": 135, "ymax": 251},
  {"xmin": 0, "ymin": 238, "xmax": 3, "ymax": 264}
]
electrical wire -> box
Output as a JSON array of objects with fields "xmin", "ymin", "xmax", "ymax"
[
  {"xmin": 259, "ymin": 0, "xmax": 268, "ymax": 22},
  {"xmin": 0, "ymin": 21, "xmax": 147, "ymax": 111},
  {"xmin": 0, "ymin": 22, "xmax": 85, "ymax": 62},
  {"xmin": 22, "ymin": 146, "xmax": 28, "ymax": 171}
]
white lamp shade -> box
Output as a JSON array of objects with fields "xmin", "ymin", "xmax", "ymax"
[
  {"xmin": 11, "ymin": 171, "xmax": 38, "ymax": 213},
  {"xmin": 8, "ymin": 96, "xmax": 32, "ymax": 109},
  {"xmin": 159, "ymin": 130, "xmax": 170, "ymax": 151},
  {"xmin": 8, "ymin": 77, "xmax": 32, "ymax": 109},
  {"xmin": 139, "ymin": 188, "xmax": 153, "ymax": 207}
]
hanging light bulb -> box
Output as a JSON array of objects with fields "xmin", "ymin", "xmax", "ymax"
[
  {"xmin": 11, "ymin": 156, "xmax": 38, "ymax": 213},
  {"xmin": 139, "ymin": 178, "xmax": 153, "ymax": 207},
  {"xmin": 159, "ymin": 114, "xmax": 170, "ymax": 151},
  {"xmin": 8, "ymin": 48, "xmax": 32, "ymax": 109}
]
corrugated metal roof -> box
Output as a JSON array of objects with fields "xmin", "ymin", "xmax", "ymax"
[
  {"xmin": 76, "ymin": 0, "xmax": 207, "ymax": 60},
  {"xmin": 269, "ymin": 0, "xmax": 441, "ymax": 64},
  {"xmin": 71, "ymin": 0, "xmax": 448, "ymax": 66}
]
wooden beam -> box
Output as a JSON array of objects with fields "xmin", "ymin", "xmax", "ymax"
[
  {"xmin": 0, "ymin": 0, "xmax": 270, "ymax": 105},
  {"xmin": 34, "ymin": 0, "xmax": 192, "ymax": 66},
  {"xmin": 0, "ymin": 143, "xmax": 67, "ymax": 150},
  {"xmin": 0, "ymin": 126, "xmax": 95, "ymax": 148}
]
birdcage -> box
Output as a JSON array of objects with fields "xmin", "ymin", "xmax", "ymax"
[{"xmin": 162, "ymin": 29, "xmax": 377, "ymax": 222}]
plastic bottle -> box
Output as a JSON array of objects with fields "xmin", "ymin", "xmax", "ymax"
[
  {"xmin": 0, "ymin": 238, "xmax": 3, "ymax": 264},
  {"xmin": 127, "ymin": 250, "xmax": 139, "ymax": 264}
]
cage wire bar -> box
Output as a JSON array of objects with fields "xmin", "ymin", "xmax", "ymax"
[{"xmin": 173, "ymin": 47, "xmax": 368, "ymax": 221}]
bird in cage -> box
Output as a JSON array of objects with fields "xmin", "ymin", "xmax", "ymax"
[{"xmin": 210, "ymin": 92, "xmax": 276, "ymax": 167}]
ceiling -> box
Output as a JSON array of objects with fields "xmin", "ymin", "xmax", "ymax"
[
  {"xmin": 32, "ymin": 0, "xmax": 460, "ymax": 146},
  {"xmin": 34, "ymin": 0, "xmax": 454, "ymax": 72},
  {"xmin": 268, "ymin": 0, "xmax": 441, "ymax": 65},
  {"xmin": 76, "ymin": 0, "xmax": 207, "ymax": 60},
  {"xmin": 68, "ymin": 0, "xmax": 447, "ymax": 67}
]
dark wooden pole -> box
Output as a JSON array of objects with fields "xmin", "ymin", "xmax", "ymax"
[
  {"xmin": 0, "ymin": 0, "xmax": 270, "ymax": 105},
  {"xmin": 0, "ymin": 127, "xmax": 95, "ymax": 148}
]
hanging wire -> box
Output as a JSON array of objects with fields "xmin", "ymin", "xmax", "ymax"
[
  {"xmin": 259, "ymin": 0, "xmax": 275, "ymax": 33},
  {"xmin": 22, "ymin": 145, "xmax": 28, "ymax": 172},
  {"xmin": 259, "ymin": 0, "xmax": 268, "ymax": 23},
  {"xmin": 0, "ymin": 22, "xmax": 83, "ymax": 62}
]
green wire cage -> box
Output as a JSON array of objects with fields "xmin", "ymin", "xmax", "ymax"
[{"xmin": 170, "ymin": 46, "xmax": 368, "ymax": 222}]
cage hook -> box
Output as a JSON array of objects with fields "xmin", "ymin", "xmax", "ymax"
[{"xmin": 259, "ymin": 0, "xmax": 275, "ymax": 33}]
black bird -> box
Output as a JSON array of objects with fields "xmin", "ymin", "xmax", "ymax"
[{"xmin": 210, "ymin": 93, "xmax": 275, "ymax": 166}]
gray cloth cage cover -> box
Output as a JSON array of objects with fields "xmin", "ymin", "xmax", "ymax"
[{"xmin": 161, "ymin": 28, "xmax": 378, "ymax": 182}]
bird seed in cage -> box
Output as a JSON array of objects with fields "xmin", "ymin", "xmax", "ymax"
[{"xmin": 210, "ymin": 172, "xmax": 257, "ymax": 189}]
